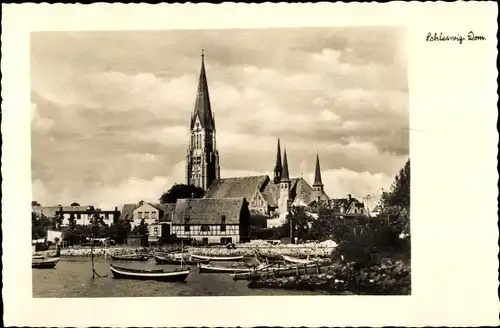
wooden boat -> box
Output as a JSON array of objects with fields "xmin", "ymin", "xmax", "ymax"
[
  {"xmin": 111, "ymin": 254, "xmax": 149, "ymax": 261},
  {"xmin": 109, "ymin": 264, "xmax": 190, "ymax": 282},
  {"xmin": 155, "ymin": 255, "xmax": 210, "ymax": 265},
  {"xmin": 282, "ymin": 255, "xmax": 315, "ymax": 264},
  {"xmin": 191, "ymin": 254, "xmax": 243, "ymax": 262},
  {"xmin": 198, "ymin": 263, "xmax": 271, "ymax": 274},
  {"xmin": 231, "ymin": 262, "xmax": 330, "ymax": 281},
  {"xmin": 32, "ymin": 257, "xmax": 59, "ymax": 269}
]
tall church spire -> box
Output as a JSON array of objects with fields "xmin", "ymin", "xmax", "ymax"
[
  {"xmin": 186, "ymin": 49, "xmax": 220, "ymax": 191},
  {"xmin": 191, "ymin": 49, "xmax": 214, "ymax": 130},
  {"xmin": 313, "ymin": 152, "xmax": 324, "ymax": 188},
  {"xmin": 281, "ymin": 148, "xmax": 290, "ymax": 182},
  {"xmin": 273, "ymin": 138, "xmax": 283, "ymax": 183}
]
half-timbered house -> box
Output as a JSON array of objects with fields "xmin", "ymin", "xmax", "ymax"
[{"xmin": 171, "ymin": 197, "xmax": 250, "ymax": 245}]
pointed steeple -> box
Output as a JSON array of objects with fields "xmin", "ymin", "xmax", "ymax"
[
  {"xmin": 281, "ymin": 147, "xmax": 290, "ymax": 182},
  {"xmin": 191, "ymin": 49, "xmax": 214, "ymax": 130},
  {"xmin": 313, "ymin": 152, "xmax": 324, "ymax": 187},
  {"xmin": 273, "ymin": 138, "xmax": 283, "ymax": 183}
]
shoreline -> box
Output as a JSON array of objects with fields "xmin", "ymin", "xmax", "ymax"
[{"xmin": 37, "ymin": 245, "xmax": 336, "ymax": 258}]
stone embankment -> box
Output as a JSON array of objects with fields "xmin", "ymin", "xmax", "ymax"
[
  {"xmin": 248, "ymin": 259, "xmax": 411, "ymax": 295},
  {"xmin": 189, "ymin": 240, "xmax": 338, "ymax": 258},
  {"xmin": 51, "ymin": 240, "xmax": 338, "ymax": 258}
]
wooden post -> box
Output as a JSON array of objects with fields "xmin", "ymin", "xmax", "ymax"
[{"xmin": 316, "ymin": 261, "xmax": 320, "ymax": 274}]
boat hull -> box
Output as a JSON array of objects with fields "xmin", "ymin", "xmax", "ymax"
[
  {"xmin": 111, "ymin": 255, "xmax": 149, "ymax": 261},
  {"xmin": 155, "ymin": 255, "xmax": 209, "ymax": 265},
  {"xmin": 191, "ymin": 254, "xmax": 243, "ymax": 262},
  {"xmin": 232, "ymin": 263, "xmax": 331, "ymax": 280},
  {"xmin": 110, "ymin": 265, "xmax": 190, "ymax": 282},
  {"xmin": 32, "ymin": 257, "xmax": 59, "ymax": 269},
  {"xmin": 198, "ymin": 263, "xmax": 255, "ymax": 274}
]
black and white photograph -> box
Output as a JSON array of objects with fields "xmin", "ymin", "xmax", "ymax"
[{"xmin": 30, "ymin": 27, "xmax": 410, "ymax": 297}]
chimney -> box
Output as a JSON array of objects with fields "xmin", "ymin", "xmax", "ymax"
[{"xmin": 347, "ymin": 194, "xmax": 352, "ymax": 201}]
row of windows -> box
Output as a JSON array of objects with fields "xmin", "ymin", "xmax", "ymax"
[
  {"xmin": 184, "ymin": 225, "xmax": 227, "ymax": 232},
  {"xmin": 136, "ymin": 212, "xmax": 157, "ymax": 220}
]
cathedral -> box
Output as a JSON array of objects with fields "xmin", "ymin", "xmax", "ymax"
[{"xmin": 185, "ymin": 51, "xmax": 330, "ymax": 226}]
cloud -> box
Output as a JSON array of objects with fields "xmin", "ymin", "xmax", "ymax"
[{"xmin": 30, "ymin": 27, "xmax": 408, "ymax": 207}]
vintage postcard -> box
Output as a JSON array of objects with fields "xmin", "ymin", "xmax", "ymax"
[{"xmin": 2, "ymin": 2, "xmax": 498, "ymax": 327}]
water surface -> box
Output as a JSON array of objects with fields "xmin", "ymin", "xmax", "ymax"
[{"xmin": 33, "ymin": 257, "xmax": 328, "ymax": 297}]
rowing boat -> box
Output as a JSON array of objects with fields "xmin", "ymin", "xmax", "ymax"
[
  {"xmin": 191, "ymin": 254, "xmax": 243, "ymax": 261},
  {"xmin": 32, "ymin": 257, "xmax": 59, "ymax": 269},
  {"xmin": 282, "ymin": 255, "xmax": 315, "ymax": 264},
  {"xmin": 109, "ymin": 264, "xmax": 190, "ymax": 282},
  {"xmin": 111, "ymin": 254, "xmax": 149, "ymax": 261},
  {"xmin": 198, "ymin": 263, "xmax": 260, "ymax": 274},
  {"xmin": 155, "ymin": 255, "xmax": 210, "ymax": 265},
  {"xmin": 231, "ymin": 262, "xmax": 330, "ymax": 280}
]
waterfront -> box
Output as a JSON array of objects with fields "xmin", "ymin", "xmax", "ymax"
[{"xmin": 32, "ymin": 257, "xmax": 329, "ymax": 297}]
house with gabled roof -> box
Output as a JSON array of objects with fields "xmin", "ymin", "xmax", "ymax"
[
  {"xmin": 329, "ymin": 194, "xmax": 366, "ymax": 216},
  {"xmin": 171, "ymin": 197, "xmax": 250, "ymax": 245},
  {"xmin": 130, "ymin": 202, "xmax": 176, "ymax": 243}
]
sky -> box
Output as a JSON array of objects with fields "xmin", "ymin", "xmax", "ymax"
[{"xmin": 31, "ymin": 27, "xmax": 409, "ymax": 210}]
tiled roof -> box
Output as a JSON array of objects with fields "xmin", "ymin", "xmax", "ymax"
[
  {"xmin": 330, "ymin": 197, "xmax": 363, "ymax": 213},
  {"xmin": 156, "ymin": 203, "xmax": 176, "ymax": 222},
  {"xmin": 261, "ymin": 181, "xmax": 280, "ymax": 207},
  {"xmin": 172, "ymin": 197, "xmax": 246, "ymax": 225},
  {"xmin": 204, "ymin": 175, "xmax": 269, "ymax": 200},
  {"xmin": 121, "ymin": 204, "xmax": 138, "ymax": 221}
]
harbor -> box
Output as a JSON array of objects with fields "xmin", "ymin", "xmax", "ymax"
[{"xmin": 32, "ymin": 242, "xmax": 410, "ymax": 297}]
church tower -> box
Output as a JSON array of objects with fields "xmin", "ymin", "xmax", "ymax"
[
  {"xmin": 273, "ymin": 138, "xmax": 283, "ymax": 183},
  {"xmin": 278, "ymin": 148, "xmax": 291, "ymax": 219},
  {"xmin": 312, "ymin": 153, "xmax": 324, "ymax": 201},
  {"xmin": 186, "ymin": 50, "xmax": 220, "ymax": 191}
]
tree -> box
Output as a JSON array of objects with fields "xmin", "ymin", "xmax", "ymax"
[
  {"xmin": 160, "ymin": 183, "xmax": 204, "ymax": 204},
  {"xmin": 132, "ymin": 219, "xmax": 149, "ymax": 236},
  {"xmin": 107, "ymin": 220, "xmax": 132, "ymax": 244},
  {"xmin": 285, "ymin": 207, "xmax": 315, "ymax": 241},
  {"xmin": 32, "ymin": 201, "xmax": 41, "ymax": 207},
  {"xmin": 382, "ymin": 158, "xmax": 410, "ymax": 209},
  {"xmin": 70, "ymin": 202, "xmax": 80, "ymax": 206},
  {"xmin": 68, "ymin": 213, "xmax": 77, "ymax": 230}
]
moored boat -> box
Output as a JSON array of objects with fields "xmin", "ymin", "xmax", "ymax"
[
  {"xmin": 111, "ymin": 254, "xmax": 149, "ymax": 261},
  {"xmin": 231, "ymin": 262, "xmax": 330, "ymax": 281},
  {"xmin": 109, "ymin": 264, "xmax": 190, "ymax": 282},
  {"xmin": 191, "ymin": 254, "xmax": 243, "ymax": 262},
  {"xmin": 32, "ymin": 257, "xmax": 59, "ymax": 269},
  {"xmin": 198, "ymin": 262, "xmax": 270, "ymax": 274},
  {"xmin": 155, "ymin": 255, "xmax": 210, "ymax": 265},
  {"xmin": 282, "ymin": 255, "xmax": 316, "ymax": 264}
]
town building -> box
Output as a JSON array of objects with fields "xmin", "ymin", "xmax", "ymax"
[
  {"xmin": 329, "ymin": 194, "xmax": 366, "ymax": 216},
  {"xmin": 171, "ymin": 197, "xmax": 250, "ymax": 245},
  {"xmin": 32, "ymin": 205, "xmax": 119, "ymax": 226},
  {"xmin": 123, "ymin": 202, "xmax": 176, "ymax": 243}
]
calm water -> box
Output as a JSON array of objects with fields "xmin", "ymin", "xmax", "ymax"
[{"xmin": 33, "ymin": 257, "xmax": 328, "ymax": 297}]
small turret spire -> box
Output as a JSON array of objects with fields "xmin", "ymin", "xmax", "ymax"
[
  {"xmin": 313, "ymin": 152, "xmax": 324, "ymax": 188},
  {"xmin": 274, "ymin": 138, "xmax": 283, "ymax": 183},
  {"xmin": 281, "ymin": 147, "xmax": 290, "ymax": 182}
]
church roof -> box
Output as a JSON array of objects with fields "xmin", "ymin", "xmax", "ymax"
[
  {"xmin": 172, "ymin": 198, "xmax": 246, "ymax": 225},
  {"xmin": 204, "ymin": 175, "xmax": 269, "ymax": 200},
  {"xmin": 191, "ymin": 50, "xmax": 215, "ymax": 130}
]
